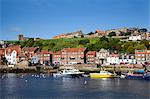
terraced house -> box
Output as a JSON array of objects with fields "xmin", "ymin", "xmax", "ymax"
[
  {"xmin": 135, "ymin": 50, "xmax": 150, "ymax": 64},
  {"xmin": 61, "ymin": 48, "xmax": 87, "ymax": 65}
]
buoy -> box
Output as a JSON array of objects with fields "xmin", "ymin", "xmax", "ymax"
[
  {"xmin": 25, "ymin": 80, "xmax": 28, "ymax": 82},
  {"xmin": 84, "ymin": 81, "xmax": 87, "ymax": 85}
]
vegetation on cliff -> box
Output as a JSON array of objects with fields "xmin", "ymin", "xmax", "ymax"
[{"xmin": 9, "ymin": 36, "xmax": 150, "ymax": 53}]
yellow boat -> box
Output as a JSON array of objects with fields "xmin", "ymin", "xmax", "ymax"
[{"xmin": 90, "ymin": 71, "xmax": 114, "ymax": 78}]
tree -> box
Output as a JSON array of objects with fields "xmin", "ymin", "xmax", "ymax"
[
  {"xmin": 140, "ymin": 40, "xmax": 150, "ymax": 49},
  {"xmin": 79, "ymin": 39, "xmax": 89, "ymax": 45},
  {"xmin": 135, "ymin": 44, "xmax": 147, "ymax": 50},
  {"xmin": 122, "ymin": 42, "xmax": 133, "ymax": 51},
  {"xmin": 108, "ymin": 32, "xmax": 116, "ymax": 37},
  {"xmin": 124, "ymin": 32, "xmax": 131, "ymax": 36},
  {"xmin": 33, "ymin": 40, "xmax": 43, "ymax": 47},
  {"xmin": 127, "ymin": 46, "xmax": 135, "ymax": 54},
  {"xmin": 99, "ymin": 36, "xmax": 108, "ymax": 41},
  {"xmin": 1, "ymin": 56, "xmax": 8, "ymax": 65}
]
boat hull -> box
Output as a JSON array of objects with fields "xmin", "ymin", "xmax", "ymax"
[
  {"xmin": 53, "ymin": 73, "xmax": 84, "ymax": 78},
  {"xmin": 90, "ymin": 73, "xmax": 114, "ymax": 78},
  {"xmin": 126, "ymin": 75, "xmax": 144, "ymax": 79}
]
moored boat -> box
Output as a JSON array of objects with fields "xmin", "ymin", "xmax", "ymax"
[
  {"xmin": 90, "ymin": 71, "xmax": 114, "ymax": 78},
  {"xmin": 53, "ymin": 68, "xmax": 84, "ymax": 78},
  {"xmin": 143, "ymin": 72, "xmax": 150, "ymax": 80}
]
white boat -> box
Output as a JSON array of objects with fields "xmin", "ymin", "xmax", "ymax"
[{"xmin": 53, "ymin": 68, "xmax": 84, "ymax": 78}]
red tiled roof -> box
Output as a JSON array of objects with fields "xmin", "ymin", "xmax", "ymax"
[
  {"xmin": 62, "ymin": 48, "xmax": 86, "ymax": 52},
  {"xmin": 86, "ymin": 51, "xmax": 96, "ymax": 55},
  {"xmin": 22, "ymin": 47, "xmax": 38, "ymax": 52},
  {"xmin": 53, "ymin": 51, "xmax": 61, "ymax": 55},
  {"xmin": 5, "ymin": 45, "xmax": 21, "ymax": 54},
  {"xmin": 39, "ymin": 50, "xmax": 53, "ymax": 54},
  {"xmin": 52, "ymin": 34, "xmax": 66, "ymax": 39},
  {"xmin": 135, "ymin": 52, "xmax": 147, "ymax": 54}
]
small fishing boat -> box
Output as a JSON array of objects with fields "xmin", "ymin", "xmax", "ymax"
[
  {"xmin": 90, "ymin": 71, "xmax": 114, "ymax": 78},
  {"xmin": 53, "ymin": 68, "xmax": 84, "ymax": 78},
  {"xmin": 143, "ymin": 72, "xmax": 150, "ymax": 80}
]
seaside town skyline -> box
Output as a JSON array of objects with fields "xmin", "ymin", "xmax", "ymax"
[
  {"xmin": 0, "ymin": 1, "xmax": 150, "ymax": 98},
  {"xmin": 1, "ymin": 0, "xmax": 150, "ymax": 40}
]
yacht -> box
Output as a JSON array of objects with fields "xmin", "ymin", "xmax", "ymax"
[{"xmin": 53, "ymin": 68, "xmax": 84, "ymax": 78}]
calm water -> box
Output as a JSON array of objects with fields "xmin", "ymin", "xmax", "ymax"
[{"xmin": 0, "ymin": 73, "xmax": 150, "ymax": 99}]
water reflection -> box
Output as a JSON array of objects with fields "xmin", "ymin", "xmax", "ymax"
[
  {"xmin": 2, "ymin": 74, "xmax": 17, "ymax": 96},
  {"xmin": 0, "ymin": 73, "xmax": 150, "ymax": 99}
]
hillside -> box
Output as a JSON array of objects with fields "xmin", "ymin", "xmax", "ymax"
[{"xmin": 9, "ymin": 36, "xmax": 150, "ymax": 53}]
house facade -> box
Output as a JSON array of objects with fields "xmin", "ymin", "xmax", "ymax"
[
  {"xmin": 53, "ymin": 51, "xmax": 61, "ymax": 65},
  {"xmin": 86, "ymin": 51, "xmax": 96, "ymax": 64},
  {"xmin": 5, "ymin": 45, "xmax": 21, "ymax": 65},
  {"xmin": 22, "ymin": 47, "xmax": 39, "ymax": 59},
  {"xmin": 135, "ymin": 50, "xmax": 150, "ymax": 64},
  {"xmin": 61, "ymin": 48, "xmax": 87, "ymax": 65},
  {"xmin": 106, "ymin": 54, "xmax": 119, "ymax": 65},
  {"xmin": 95, "ymin": 49, "xmax": 110, "ymax": 65},
  {"xmin": 119, "ymin": 54, "xmax": 136, "ymax": 64},
  {"xmin": 37, "ymin": 50, "xmax": 53, "ymax": 65},
  {"xmin": 129, "ymin": 35, "xmax": 142, "ymax": 41}
]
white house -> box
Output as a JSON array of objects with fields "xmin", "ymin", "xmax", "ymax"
[
  {"xmin": 95, "ymin": 49, "xmax": 109, "ymax": 65},
  {"xmin": 5, "ymin": 50, "xmax": 17, "ymax": 65},
  {"xmin": 106, "ymin": 54, "xmax": 119, "ymax": 65},
  {"xmin": 119, "ymin": 55, "xmax": 136, "ymax": 64},
  {"xmin": 129, "ymin": 35, "xmax": 142, "ymax": 41}
]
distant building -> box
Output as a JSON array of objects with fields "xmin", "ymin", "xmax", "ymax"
[
  {"xmin": 0, "ymin": 40, "xmax": 5, "ymax": 45},
  {"xmin": 129, "ymin": 35, "xmax": 142, "ymax": 41},
  {"xmin": 37, "ymin": 50, "xmax": 53, "ymax": 65},
  {"xmin": 52, "ymin": 31, "xmax": 84, "ymax": 39},
  {"xmin": 17, "ymin": 34, "xmax": 25, "ymax": 41},
  {"xmin": 85, "ymin": 30, "xmax": 106, "ymax": 38},
  {"xmin": 93, "ymin": 30, "xmax": 106, "ymax": 37},
  {"xmin": 86, "ymin": 51, "xmax": 96, "ymax": 64},
  {"xmin": 22, "ymin": 47, "xmax": 39, "ymax": 59},
  {"xmin": 106, "ymin": 54, "xmax": 119, "ymax": 65},
  {"xmin": 61, "ymin": 48, "xmax": 87, "ymax": 65},
  {"xmin": 95, "ymin": 49, "xmax": 110, "ymax": 65},
  {"xmin": 31, "ymin": 54, "xmax": 39, "ymax": 65},
  {"xmin": 17, "ymin": 34, "xmax": 42, "ymax": 41},
  {"xmin": 5, "ymin": 45, "xmax": 21, "ymax": 65},
  {"xmin": 142, "ymin": 32, "xmax": 150, "ymax": 40},
  {"xmin": 65, "ymin": 31, "xmax": 84, "ymax": 38},
  {"xmin": 52, "ymin": 34, "xmax": 66, "ymax": 39},
  {"xmin": 53, "ymin": 51, "xmax": 61, "ymax": 65},
  {"xmin": 135, "ymin": 50, "xmax": 150, "ymax": 64},
  {"xmin": 119, "ymin": 54, "xmax": 136, "ymax": 64}
]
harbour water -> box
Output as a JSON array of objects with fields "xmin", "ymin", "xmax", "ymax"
[{"xmin": 0, "ymin": 73, "xmax": 150, "ymax": 99}]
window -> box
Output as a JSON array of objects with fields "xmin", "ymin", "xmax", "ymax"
[
  {"xmin": 70, "ymin": 58, "xmax": 75, "ymax": 60},
  {"xmin": 61, "ymin": 58, "xmax": 65, "ymax": 60}
]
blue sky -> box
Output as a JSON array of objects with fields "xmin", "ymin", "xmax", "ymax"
[{"xmin": 0, "ymin": 0, "xmax": 150, "ymax": 40}]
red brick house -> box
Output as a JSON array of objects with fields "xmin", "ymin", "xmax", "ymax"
[
  {"xmin": 61, "ymin": 48, "xmax": 87, "ymax": 65},
  {"xmin": 86, "ymin": 51, "xmax": 96, "ymax": 64},
  {"xmin": 37, "ymin": 50, "xmax": 53, "ymax": 65},
  {"xmin": 53, "ymin": 51, "xmax": 61, "ymax": 65},
  {"xmin": 135, "ymin": 50, "xmax": 150, "ymax": 64}
]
